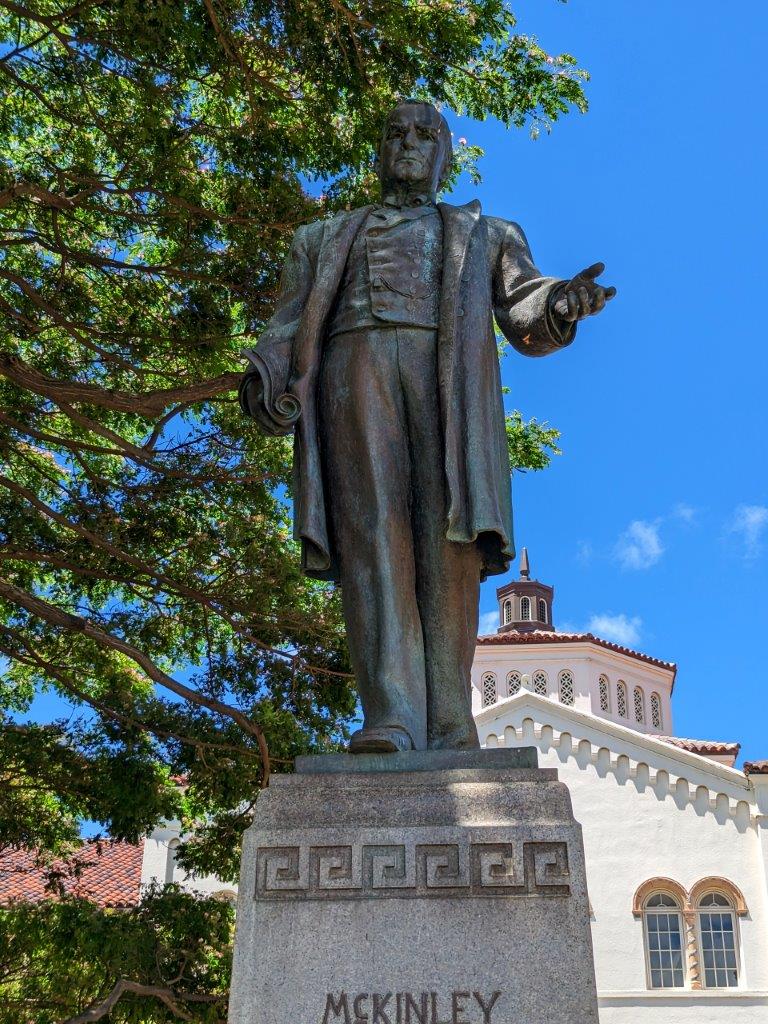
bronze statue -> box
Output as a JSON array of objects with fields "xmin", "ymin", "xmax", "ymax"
[{"xmin": 240, "ymin": 101, "xmax": 614, "ymax": 754}]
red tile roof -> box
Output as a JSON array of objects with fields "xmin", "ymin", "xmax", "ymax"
[
  {"xmin": 0, "ymin": 841, "xmax": 144, "ymax": 907},
  {"xmin": 659, "ymin": 736, "xmax": 741, "ymax": 758},
  {"xmin": 477, "ymin": 629, "xmax": 676, "ymax": 674},
  {"xmin": 744, "ymin": 760, "xmax": 768, "ymax": 776}
]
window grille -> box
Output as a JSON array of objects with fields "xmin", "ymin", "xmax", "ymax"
[
  {"xmin": 644, "ymin": 893, "xmax": 685, "ymax": 989},
  {"xmin": 599, "ymin": 675, "xmax": 610, "ymax": 712},
  {"xmin": 481, "ymin": 672, "xmax": 497, "ymax": 708},
  {"xmin": 634, "ymin": 686, "xmax": 645, "ymax": 724},
  {"xmin": 520, "ymin": 596, "xmax": 531, "ymax": 621},
  {"xmin": 507, "ymin": 671, "xmax": 521, "ymax": 697},
  {"xmin": 617, "ymin": 681, "xmax": 628, "ymax": 718},
  {"xmin": 650, "ymin": 693, "xmax": 662, "ymax": 729},
  {"xmin": 698, "ymin": 893, "xmax": 739, "ymax": 988},
  {"xmin": 532, "ymin": 670, "xmax": 547, "ymax": 697},
  {"xmin": 538, "ymin": 599, "xmax": 547, "ymax": 623},
  {"xmin": 503, "ymin": 600, "xmax": 512, "ymax": 625},
  {"xmin": 558, "ymin": 670, "xmax": 575, "ymax": 705}
]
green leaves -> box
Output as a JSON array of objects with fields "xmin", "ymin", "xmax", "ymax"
[
  {"xmin": 0, "ymin": 885, "xmax": 233, "ymax": 1023},
  {"xmin": 506, "ymin": 410, "xmax": 562, "ymax": 473}
]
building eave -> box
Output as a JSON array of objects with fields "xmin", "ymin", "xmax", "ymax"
[
  {"xmin": 475, "ymin": 691, "xmax": 750, "ymax": 794},
  {"xmin": 477, "ymin": 631, "xmax": 678, "ymax": 689}
]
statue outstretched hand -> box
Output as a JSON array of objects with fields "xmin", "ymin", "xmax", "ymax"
[{"xmin": 552, "ymin": 262, "xmax": 616, "ymax": 322}]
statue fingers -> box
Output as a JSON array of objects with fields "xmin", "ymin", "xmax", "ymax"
[
  {"xmin": 573, "ymin": 261, "xmax": 605, "ymax": 283},
  {"xmin": 577, "ymin": 285, "xmax": 591, "ymax": 317},
  {"xmin": 565, "ymin": 289, "xmax": 580, "ymax": 321},
  {"xmin": 590, "ymin": 286, "xmax": 606, "ymax": 313}
]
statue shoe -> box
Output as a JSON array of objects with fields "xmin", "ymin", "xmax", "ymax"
[{"xmin": 348, "ymin": 726, "xmax": 413, "ymax": 754}]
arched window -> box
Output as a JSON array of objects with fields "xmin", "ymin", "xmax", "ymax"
[
  {"xmin": 520, "ymin": 596, "xmax": 531, "ymax": 621},
  {"xmin": 599, "ymin": 675, "xmax": 610, "ymax": 713},
  {"xmin": 532, "ymin": 670, "xmax": 547, "ymax": 697},
  {"xmin": 503, "ymin": 600, "xmax": 512, "ymax": 625},
  {"xmin": 634, "ymin": 686, "xmax": 645, "ymax": 724},
  {"xmin": 538, "ymin": 598, "xmax": 547, "ymax": 623},
  {"xmin": 481, "ymin": 672, "xmax": 497, "ymax": 708},
  {"xmin": 558, "ymin": 670, "xmax": 574, "ymax": 706},
  {"xmin": 165, "ymin": 838, "xmax": 180, "ymax": 884},
  {"xmin": 650, "ymin": 692, "xmax": 662, "ymax": 729},
  {"xmin": 616, "ymin": 680, "xmax": 628, "ymax": 718},
  {"xmin": 698, "ymin": 893, "xmax": 739, "ymax": 988},
  {"xmin": 507, "ymin": 671, "xmax": 521, "ymax": 697},
  {"xmin": 644, "ymin": 893, "xmax": 685, "ymax": 989}
]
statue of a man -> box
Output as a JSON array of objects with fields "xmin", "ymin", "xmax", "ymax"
[{"xmin": 240, "ymin": 100, "xmax": 614, "ymax": 754}]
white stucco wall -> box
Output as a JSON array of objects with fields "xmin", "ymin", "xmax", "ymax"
[
  {"xmin": 472, "ymin": 640, "xmax": 675, "ymax": 738},
  {"xmin": 475, "ymin": 694, "xmax": 768, "ymax": 1022},
  {"xmin": 140, "ymin": 823, "xmax": 234, "ymax": 898}
]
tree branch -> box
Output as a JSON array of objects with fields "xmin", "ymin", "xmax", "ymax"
[
  {"xmin": 62, "ymin": 977, "xmax": 224, "ymax": 1024},
  {"xmin": 0, "ymin": 577, "xmax": 270, "ymax": 785},
  {"xmin": 0, "ymin": 353, "xmax": 240, "ymax": 417}
]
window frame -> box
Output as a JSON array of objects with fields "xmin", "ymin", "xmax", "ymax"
[
  {"xmin": 481, "ymin": 672, "xmax": 497, "ymax": 708},
  {"xmin": 642, "ymin": 892, "xmax": 687, "ymax": 990},
  {"xmin": 696, "ymin": 892, "xmax": 741, "ymax": 990},
  {"xmin": 616, "ymin": 680, "xmax": 628, "ymax": 718},
  {"xmin": 634, "ymin": 685, "xmax": 646, "ymax": 724},
  {"xmin": 650, "ymin": 691, "xmax": 662, "ymax": 729},
  {"xmin": 532, "ymin": 669, "xmax": 548, "ymax": 697},
  {"xmin": 538, "ymin": 598, "xmax": 547, "ymax": 623},
  {"xmin": 598, "ymin": 674, "xmax": 611, "ymax": 713},
  {"xmin": 520, "ymin": 596, "xmax": 531, "ymax": 621},
  {"xmin": 506, "ymin": 671, "xmax": 521, "ymax": 697},
  {"xmin": 558, "ymin": 669, "xmax": 575, "ymax": 706}
]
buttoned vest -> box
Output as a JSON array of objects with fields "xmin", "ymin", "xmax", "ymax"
[{"xmin": 328, "ymin": 205, "xmax": 442, "ymax": 337}]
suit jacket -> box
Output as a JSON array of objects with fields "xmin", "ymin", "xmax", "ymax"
[{"xmin": 240, "ymin": 200, "xmax": 575, "ymax": 582}]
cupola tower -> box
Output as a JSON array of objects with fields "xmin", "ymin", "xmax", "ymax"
[{"xmin": 495, "ymin": 548, "xmax": 555, "ymax": 634}]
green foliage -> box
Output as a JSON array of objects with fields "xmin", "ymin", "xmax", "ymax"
[
  {"xmin": 506, "ymin": 411, "xmax": 562, "ymax": 472},
  {"xmin": 0, "ymin": 1, "xmax": 580, "ymax": 1016},
  {"xmin": 0, "ymin": 885, "xmax": 233, "ymax": 1023}
]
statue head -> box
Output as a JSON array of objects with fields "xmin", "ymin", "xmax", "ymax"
[{"xmin": 378, "ymin": 100, "xmax": 453, "ymax": 199}]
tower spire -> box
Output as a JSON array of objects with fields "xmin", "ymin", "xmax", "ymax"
[{"xmin": 519, "ymin": 547, "xmax": 530, "ymax": 580}]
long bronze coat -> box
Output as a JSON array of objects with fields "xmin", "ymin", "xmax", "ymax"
[{"xmin": 241, "ymin": 200, "xmax": 574, "ymax": 582}]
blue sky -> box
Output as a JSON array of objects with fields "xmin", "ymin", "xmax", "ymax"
[{"xmin": 454, "ymin": 0, "xmax": 767, "ymax": 764}]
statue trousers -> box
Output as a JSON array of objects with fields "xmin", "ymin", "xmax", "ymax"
[{"xmin": 319, "ymin": 326, "xmax": 481, "ymax": 750}]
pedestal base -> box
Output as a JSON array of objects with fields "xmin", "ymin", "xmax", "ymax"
[{"xmin": 228, "ymin": 749, "xmax": 599, "ymax": 1024}]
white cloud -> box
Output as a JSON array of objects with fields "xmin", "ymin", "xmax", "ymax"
[
  {"xmin": 672, "ymin": 502, "xmax": 696, "ymax": 524},
  {"xmin": 614, "ymin": 519, "xmax": 664, "ymax": 570},
  {"xmin": 478, "ymin": 610, "xmax": 499, "ymax": 635},
  {"xmin": 727, "ymin": 504, "xmax": 768, "ymax": 558},
  {"xmin": 586, "ymin": 613, "xmax": 642, "ymax": 647},
  {"xmin": 575, "ymin": 540, "xmax": 593, "ymax": 565}
]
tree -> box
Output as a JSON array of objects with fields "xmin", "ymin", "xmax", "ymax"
[
  {"xmin": 0, "ymin": 1, "xmax": 584, "ymax": 1017},
  {"xmin": 0, "ymin": 885, "xmax": 233, "ymax": 1023}
]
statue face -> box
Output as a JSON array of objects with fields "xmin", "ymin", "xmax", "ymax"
[{"xmin": 379, "ymin": 103, "xmax": 446, "ymax": 194}]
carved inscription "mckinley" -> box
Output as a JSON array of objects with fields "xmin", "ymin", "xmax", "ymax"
[
  {"xmin": 321, "ymin": 991, "xmax": 502, "ymax": 1024},
  {"xmin": 254, "ymin": 841, "xmax": 570, "ymax": 900}
]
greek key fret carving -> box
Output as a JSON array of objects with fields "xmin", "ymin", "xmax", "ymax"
[{"xmin": 255, "ymin": 841, "xmax": 571, "ymax": 900}]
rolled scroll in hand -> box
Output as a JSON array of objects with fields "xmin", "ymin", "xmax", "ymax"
[{"xmin": 240, "ymin": 347, "xmax": 302, "ymax": 437}]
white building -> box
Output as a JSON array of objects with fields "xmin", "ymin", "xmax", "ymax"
[
  {"xmin": 142, "ymin": 550, "xmax": 768, "ymax": 1021},
  {"xmin": 472, "ymin": 551, "xmax": 768, "ymax": 1022}
]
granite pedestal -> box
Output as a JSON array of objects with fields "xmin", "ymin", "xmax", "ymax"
[{"xmin": 228, "ymin": 749, "xmax": 599, "ymax": 1024}]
